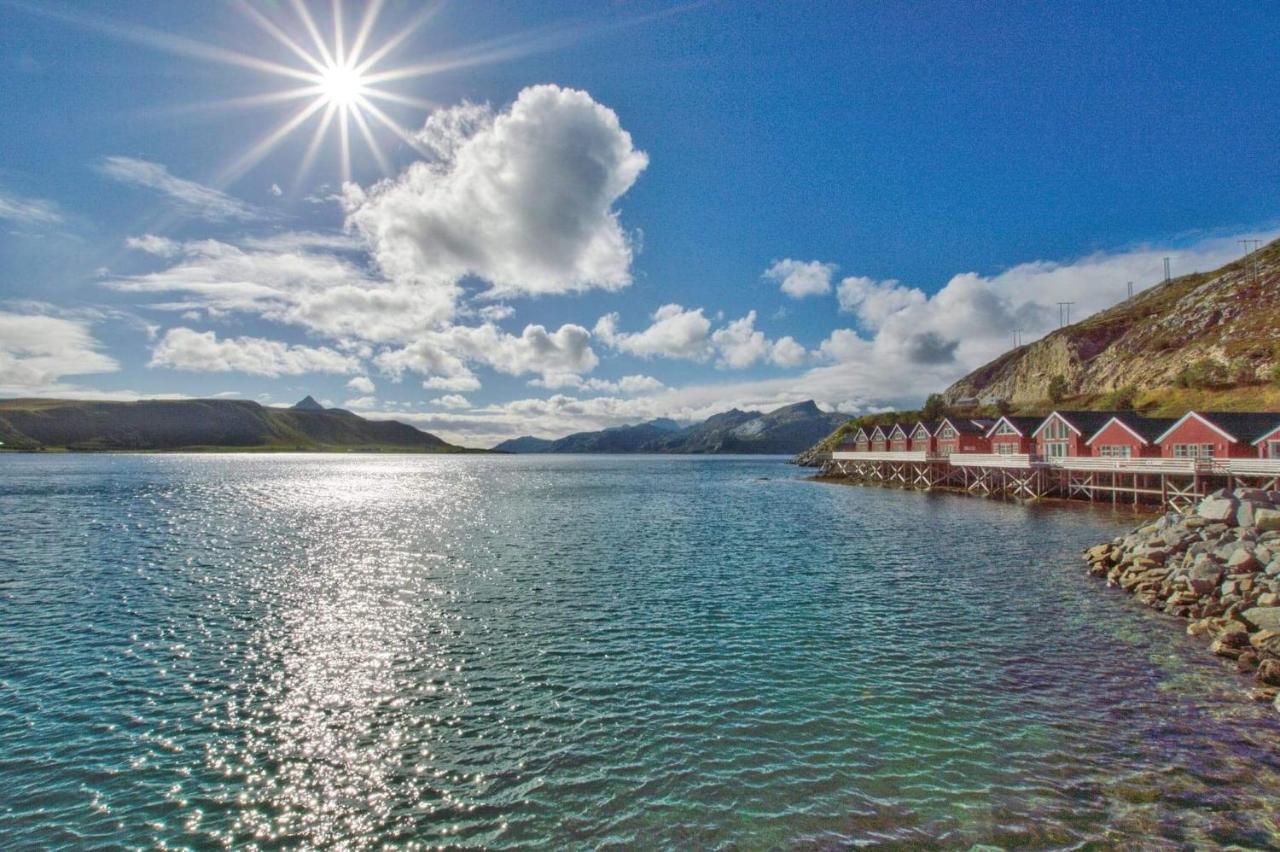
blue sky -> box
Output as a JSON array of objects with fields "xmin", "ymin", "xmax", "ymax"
[{"xmin": 2, "ymin": 0, "xmax": 1278, "ymax": 446}]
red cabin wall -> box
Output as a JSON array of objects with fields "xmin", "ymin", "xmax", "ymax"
[
  {"xmin": 1256, "ymin": 427, "xmax": 1280, "ymax": 458},
  {"xmin": 910, "ymin": 434, "xmax": 935, "ymax": 453},
  {"xmin": 1087, "ymin": 422, "xmax": 1161, "ymax": 458},
  {"xmin": 1035, "ymin": 416, "xmax": 1089, "ymax": 457},
  {"xmin": 1158, "ymin": 419, "xmax": 1252, "ymax": 459},
  {"xmin": 990, "ymin": 434, "xmax": 1033, "ymax": 454},
  {"xmin": 938, "ymin": 434, "xmax": 990, "ymax": 455}
]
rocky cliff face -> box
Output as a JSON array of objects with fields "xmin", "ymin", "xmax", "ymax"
[{"xmin": 942, "ymin": 239, "xmax": 1280, "ymax": 405}]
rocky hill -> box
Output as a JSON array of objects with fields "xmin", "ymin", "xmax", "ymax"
[
  {"xmin": 942, "ymin": 238, "xmax": 1280, "ymax": 407},
  {"xmin": 493, "ymin": 400, "xmax": 849, "ymax": 454},
  {"xmin": 0, "ymin": 396, "xmax": 472, "ymax": 452}
]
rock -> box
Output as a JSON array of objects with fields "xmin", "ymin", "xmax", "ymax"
[
  {"xmin": 1197, "ymin": 496, "xmax": 1239, "ymax": 524},
  {"xmin": 1235, "ymin": 487, "xmax": 1272, "ymax": 503},
  {"xmin": 1238, "ymin": 650, "xmax": 1260, "ymax": 673},
  {"xmin": 1254, "ymin": 508, "xmax": 1280, "ymax": 532},
  {"xmin": 1242, "ymin": 607, "xmax": 1280, "ymax": 633},
  {"xmin": 1238, "ymin": 501, "xmax": 1264, "ymax": 528},
  {"xmin": 1249, "ymin": 686, "xmax": 1278, "ymax": 702},
  {"xmin": 1259, "ymin": 592, "xmax": 1280, "ymax": 608},
  {"xmin": 1227, "ymin": 549, "xmax": 1261, "ymax": 573},
  {"xmin": 1085, "ymin": 543, "xmax": 1111, "ymax": 562},
  {"xmin": 1211, "ymin": 637, "xmax": 1244, "ymax": 659},
  {"xmin": 1257, "ymin": 659, "xmax": 1280, "ymax": 687}
]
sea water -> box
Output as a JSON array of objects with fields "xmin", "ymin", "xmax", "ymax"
[{"xmin": 2, "ymin": 454, "xmax": 1279, "ymax": 848}]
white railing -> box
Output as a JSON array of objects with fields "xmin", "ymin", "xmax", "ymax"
[
  {"xmin": 1223, "ymin": 458, "xmax": 1280, "ymax": 476},
  {"xmin": 945, "ymin": 453, "xmax": 1034, "ymax": 469},
  {"xmin": 1047, "ymin": 456, "xmax": 1197, "ymax": 474},
  {"xmin": 831, "ymin": 450, "xmax": 927, "ymax": 462}
]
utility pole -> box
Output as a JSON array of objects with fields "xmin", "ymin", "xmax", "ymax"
[
  {"xmin": 1056, "ymin": 301, "xmax": 1075, "ymax": 328},
  {"xmin": 1239, "ymin": 239, "xmax": 1262, "ymax": 285},
  {"xmin": 1163, "ymin": 257, "xmax": 1172, "ymax": 284},
  {"xmin": 1127, "ymin": 281, "xmax": 1134, "ymax": 300}
]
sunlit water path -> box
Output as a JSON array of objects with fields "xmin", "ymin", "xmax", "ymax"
[{"xmin": 2, "ymin": 454, "xmax": 1279, "ymax": 848}]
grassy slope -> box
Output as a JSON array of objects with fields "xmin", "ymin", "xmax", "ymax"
[{"xmin": 0, "ymin": 398, "xmax": 476, "ymax": 453}]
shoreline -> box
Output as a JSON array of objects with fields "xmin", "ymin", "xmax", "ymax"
[{"xmin": 1082, "ymin": 488, "xmax": 1280, "ymax": 714}]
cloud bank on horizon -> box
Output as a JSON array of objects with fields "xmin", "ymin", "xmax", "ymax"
[{"xmin": 1, "ymin": 67, "xmax": 1276, "ymax": 446}]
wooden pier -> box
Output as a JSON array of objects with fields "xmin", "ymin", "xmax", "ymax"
[{"xmin": 819, "ymin": 451, "xmax": 1280, "ymax": 510}]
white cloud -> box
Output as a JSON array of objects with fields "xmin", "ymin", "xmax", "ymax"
[
  {"xmin": 346, "ymin": 84, "xmax": 648, "ymax": 300},
  {"xmin": 346, "ymin": 375, "xmax": 376, "ymax": 394},
  {"xmin": 109, "ymin": 237, "xmax": 456, "ymax": 341},
  {"xmin": 0, "ymin": 188, "xmax": 63, "ymax": 225},
  {"xmin": 149, "ymin": 328, "xmax": 361, "ymax": 377},
  {"xmin": 432, "ymin": 394, "xmax": 471, "ymax": 409},
  {"xmin": 530, "ymin": 372, "xmax": 665, "ymax": 394},
  {"xmin": 764, "ymin": 258, "xmax": 836, "ymax": 298},
  {"xmin": 125, "ymin": 234, "xmax": 181, "ymax": 257},
  {"xmin": 710, "ymin": 310, "xmax": 770, "ymax": 368},
  {"xmin": 343, "ymin": 395, "xmax": 377, "ymax": 410},
  {"xmin": 270, "ymin": 183, "xmax": 283, "ymax": 197},
  {"xmin": 423, "ymin": 375, "xmax": 481, "ymax": 392},
  {"xmin": 595, "ymin": 304, "xmax": 711, "ymax": 360},
  {"xmin": 98, "ymin": 156, "xmax": 264, "ymax": 221},
  {"xmin": 836, "ymin": 276, "xmax": 926, "ymax": 329},
  {"xmin": 375, "ymin": 322, "xmax": 598, "ymax": 383},
  {"xmin": 770, "ymin": 335, "xmax": 807, "ymax": 367},
  {"xmin": 0, "ymin": 310, "xmax": 119, "ymax": 391}
]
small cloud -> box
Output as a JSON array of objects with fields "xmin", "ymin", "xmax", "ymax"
[
  {"xmin": 432, "ymin": 394, "xmax": 471, "ymax": 409},
  {"xmin": 346, "ymin": 375, "xmax": 376, "ymax": 394},
  {"xmin": 270, "ymin": 183, "xmax": 283, "ymax": 197},
  {"xmin": 0, "ymin": 188, "xmax": 63, "ymax": 225},
  {"xmin": 98, "ymin": 156, "xmax": 265, "ymax": 221},
  {"xmin": 764, "ymin": 259, "xmax": 837, "ymax": 299},
  {"xmin": 125, "ymin": 234, "xmax": 181, "ymax": 257}
]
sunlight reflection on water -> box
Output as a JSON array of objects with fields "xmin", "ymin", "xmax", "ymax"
[{"xmin": 1, "ymin": 454, "xmax": 1279, "ymax": 848}]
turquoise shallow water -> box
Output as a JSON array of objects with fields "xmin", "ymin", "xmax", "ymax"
[{"xmin": 2, "ymin": 454, "xmax": 1279, "ymax": 849}]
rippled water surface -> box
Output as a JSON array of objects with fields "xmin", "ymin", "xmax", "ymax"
[{"xmin": 3, "ymin": 454, "xmax": 1280, "ymax": 849}]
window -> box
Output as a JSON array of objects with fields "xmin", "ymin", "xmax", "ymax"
[
  {"xmin": 1097, "ymin": 445, "xmax": 1131, "ymax": 458},
  {"xmin": 995, "ymin": 421, "xmax": 1019, "ymax": 435},
  {"xmin": 1173, "ymin": 444, "xmax": 1215, "ymax": 459},
  {"xmin": 995, "ymin": 442, "xmax": 1017, "ymax": 455},
  {"xmin": 1042, "ymin": 417, "xmax": 1071, "ymax": 440},
  {"xmin": 1268, "ymin": 440, "xmax": 1280, "ymax": 459},
  {"xmin": 940, "ymin": 426, "xmax": 956, "ymax": 439},
  {"xmin": 1045, "ymin": 441, "xmax": 1068, "ymax": 458}
]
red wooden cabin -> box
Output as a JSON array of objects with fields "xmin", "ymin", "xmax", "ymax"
[
  {"xmin": 851, "ymin": 426, "xmax": 870, "ymax": 453},
  {"xmin": 934, "ymin": 417, "xmax": 994, "ymax": 455},
  {"xmin": 870, "ymin": 425, "xmax": 889, "ymax": 452},
  {"xmin": 985, "ymin": 416, "xmax": 1041, "ymax": 455},
  {"xmin": 1255, "ymin": 424, "xmax": 1280, "ymax": 459},
  {"xmin": 1154, "ymin": 412, "xmax": 1280, "ymax": 460},
  {"xmin": 1083, "ymin": 415, "xmax": 1176, "ymax": 459},
  {"xmin": 888, "ymin": 423, "xmax": 911, "ymax": 452},
  {"xmin": 1032, "ymin": 411, "xmax": 1128, "ymax": 459},
  {"xmin": 909, "ymin": 420, "xmax": 938, "ymax": 454}
]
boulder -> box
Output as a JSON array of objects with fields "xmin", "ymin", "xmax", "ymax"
[
  {"xmin": 1197, "ymin": 496, "xmax": 1239, "ymax": 524},
  {"xmin": 1238, "ymin": 500, "xmax": 1268, "ymax": 528},
  {"xmin": 1257, "ymin": 658, "xmax": 1280, "ymax": 687},
  {"xmin": 1235, "ymin": 487, "xmax": 1272, "ymax": 503},
  {"xmin": 1238, "ymin": 650, "xmax": 1260, "ymax": 673},
  {"xmin": 1226, "ymin": 548, "xmax": 1261, "ymax": 573},
  {"xmin": 1242, "ymin": 607, "xmax": 1280, "ymax": 633},
  {"xmin": 1254, "ymin": 508, "xmax": 1280, "ymax": 532}
]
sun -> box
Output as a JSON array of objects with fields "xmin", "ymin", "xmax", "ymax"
[{"xmin": 318, "ymin": 63, "xmax": 365, "ymax": 108}]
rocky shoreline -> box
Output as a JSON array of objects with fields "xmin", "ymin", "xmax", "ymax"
[{"xmin": 1083, "ymin": 487, "xmax": 1280, "ymax": 714}]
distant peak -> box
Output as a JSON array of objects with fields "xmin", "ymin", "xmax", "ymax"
[{"xmin": 292, "ymin": 395, "xmax": 325, "ymax": 411}]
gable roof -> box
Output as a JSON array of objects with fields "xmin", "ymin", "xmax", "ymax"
[
  {"xmin": 888, "ymin": 423, "xmax": 910, "ymax": 440},
  {"xmin": 910, "ymin": 420, "xmax": 939, "ymax": 437},
  {"xmin": 1084, "ymin": 414, "xmax": 1178, "ymax": 446},
  {"xmin": 1031, "ymin": 410, "xmax": 1131, "ymax": 439},
  {"xmin": 936, "ymin": 416, "xmax": 993, "ymax": 437},
  {"xmin": 869, "ymin": 424, "xmax": 889, "ymax": 440},
  {"xmin": 985, "ymin": 415, "xmax": 1042, "ymax": 438},
  {"xmin": 851, "ymin": 426, "xmax": 869, "ymax": 442},
  {"xmin": 1153, "ymin": 411, "xmax": 1280, "ymax": 445}
]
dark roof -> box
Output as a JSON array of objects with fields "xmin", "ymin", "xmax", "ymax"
[
  {"xmin": 910, "ymin": 420, "xmax": 939, "ymax": 435},
  {"xmin": 1190, "ymin": 411, "xmax": 1280, "ymax": 444},
  {"xmin": 1035, "ymin": 410, "xmax": 1131, "ymax": 437},
  {"xmin": 938, "ymin": 417, "xmax": 991, "ymax": 436},
  {"xmin": 994, "ymin": 416, "xmax": 1044, "ymax": 436},
  {"xmin": 1085, "ymin": 414, "xmax": 1178, "ymax": 444},
  {"xmin": 888, "ymin": 422, "xmax": 912, "ymax": 437}
]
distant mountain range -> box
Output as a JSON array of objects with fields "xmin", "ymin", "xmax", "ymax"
[
  {"xmin": 493, "ymin": 400, "xmax": 850, "ymax": 454},
  {"xmin": 0, "ymin": 396, "xmax": 472, "ymax": 453}
]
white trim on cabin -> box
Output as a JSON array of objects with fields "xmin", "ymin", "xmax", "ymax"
[
  {"xmin": 933, "ymin": 417, "xmax": 967, "ymax": 438},
  {"xmin": 1084, "ymin": 416, "xmax": 1150, "ymax": 447},
  {"xmin": 1030, "ymin": 411, "xmax": 1081, "ymax": 439},
  {"xmin": 1251, "ymin": 424, "xmax": 1280, "ymax": 447},
  {"xmin": 985, "ymin": 416, "xmax": 1026, "ymax": 439},
  {"xmin": 851, "ymin": 426, "xmax": 869, "ymax": 443},
  {"xmin": 870, "ymin": 425, "xmax": 889, "ymax": 441},
  {"xmin": 1152, "ymin": 411, "xmax": 1238, "ymax": 446},
  {"xmin": 888, "ymin": 423, "xmax": 910, "ymax": 440},
  {"xmin": 910, "ymin": 422, "xmax": 932, "ymax": 440}
]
